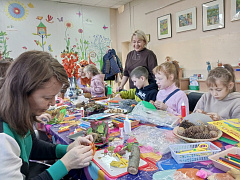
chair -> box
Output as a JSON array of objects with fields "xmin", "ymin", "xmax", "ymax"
[{"xmin": 187, "ymin": 92, "xmax": 204, "ymax": 112}]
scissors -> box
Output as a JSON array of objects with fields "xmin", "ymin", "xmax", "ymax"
[
  {"xmin": 110, "ymin": 153, "xmax": 128, "ymax": 168},
  {"xmin": 177, "ymin": 143, "xmax": 209, "ymax": 154}
]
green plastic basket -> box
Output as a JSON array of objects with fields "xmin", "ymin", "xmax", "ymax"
[{"xmin": 189, "ymin": 85, "xmax": 199, "ymax": 90}]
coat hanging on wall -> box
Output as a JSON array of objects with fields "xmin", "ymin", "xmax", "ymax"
[{"xmin": 101, "ymin": 49, "xmax": 123, "ymax": 81}]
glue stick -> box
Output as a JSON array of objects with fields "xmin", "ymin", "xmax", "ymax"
[
  {"xmin": 124, "ymin": 115, "xmax": 131, "ymax": 134},
  {"xmin": 80, "ymin": 107, "xmax": 84, "ymax": 117},
  {"xmin": 119, "ymin": 122, "xmax": 124, "ymax": 139},
  {"xmin": 181, "ymin": 102, "xmax": 186, "ymax": 118}
]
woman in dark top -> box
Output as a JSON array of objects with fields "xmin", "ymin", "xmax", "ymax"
[{"xmin": 117, "ymin": 30, "xmax": 158, "ymax": 91}]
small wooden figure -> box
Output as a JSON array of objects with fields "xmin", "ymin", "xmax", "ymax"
[{"xmin": 206, "ymin": 61, "xmax": 211, "ymax": 73}]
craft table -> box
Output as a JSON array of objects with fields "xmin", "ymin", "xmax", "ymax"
[{"xmin": 46, "ymin": 121, "xmax": 228, "ymax": 180}]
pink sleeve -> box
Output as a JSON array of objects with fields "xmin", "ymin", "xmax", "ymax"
[
  {"xmin": 92, "ymin": 80, "xmax": 105, "ymax": 94},
  {"xmin": 166, "ymin": 91, "xmax": 189, "ymax": 116}
]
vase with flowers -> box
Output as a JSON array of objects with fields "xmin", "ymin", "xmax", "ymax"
[{"xmin": 61, "ymin": 51, "xmax": 80, "ymax": 100}]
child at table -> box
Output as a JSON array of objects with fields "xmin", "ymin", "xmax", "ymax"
[
  {"xmin": 194, "ymin": 64, "xmax": 240, "ymax": 120},
  {"xmin": 81, "ymin": 64, "xmax": 105, "ymax": 97},
  {"xmin": 116, "ymin": 66, "xmax": 158, "ymax": 102},
  {"xmin": 151, "ymin": 61, "xmax": 189, "ymax": 116},
  {"xmin": 76, "ymin": 60, "xmax": 91, "ymax": 88}
]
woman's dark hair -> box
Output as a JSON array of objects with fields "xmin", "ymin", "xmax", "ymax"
[{"xmin": 0, "ymin": 51, "xmax": 69, "ymax": 136}]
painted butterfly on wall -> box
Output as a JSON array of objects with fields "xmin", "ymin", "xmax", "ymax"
[{"xmin": 57, "ymin": 17, "xmax": 63, "ymax": 22}]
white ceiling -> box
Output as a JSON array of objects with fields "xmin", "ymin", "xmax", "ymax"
[{"xmin": 44, "ymin": 0, "xmax": 133, "ymax": 8}]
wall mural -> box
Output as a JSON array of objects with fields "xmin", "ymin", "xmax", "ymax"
[
  {"xmin": 5, "ymin": 0, "xmax": 28, "ymax": 21},
  {"xmin": 0, "ymin": 0, "xmax": 111, "ymax": 69}
]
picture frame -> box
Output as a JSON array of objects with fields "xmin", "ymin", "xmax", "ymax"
[
  {"xmin": 231, "ymin": 0, "xmax": 240, "ymax": 21},
  {"xmin": 157, "ymin": 14, "xmax": 172, "ymax": 40},
  {"xmin": 202, "ymin": 0, "xmax": 225, "ymax": 32},
  {"xmin": 176, "ymin": 7, "xmax": 197, "ymax": 33}
]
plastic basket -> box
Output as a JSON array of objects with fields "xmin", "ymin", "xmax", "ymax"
[
  {"xmin": 169, "ymin": 142, "xmax": 221, "ymax": 164},
  {"xmin": 189, "ymin": 85, "xmax": 199, "ymax": 90}
]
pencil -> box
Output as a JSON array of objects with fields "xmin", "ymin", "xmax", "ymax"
[
  {"xmin": 218, "ymin": 160, "xmax": 240, "ymax": 170},
  {"xmin": 228, "ymin": 153, "xmax": 240, "ymax": 160},
  {"xmin": 219, "ymin": 157, "xmax": 240, "ymax": 169},
  {"xmin": 228, "ymin": 156, "xmax": 240, "ymax": 163}
]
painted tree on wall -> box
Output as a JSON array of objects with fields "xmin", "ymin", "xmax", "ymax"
[{"xmin": 90, "ymin": 35, "xmax": 111, "ymax": 69}]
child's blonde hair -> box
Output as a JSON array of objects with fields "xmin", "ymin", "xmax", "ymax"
[
  {"xmin": 84, "ymin": 64, "xmax": 100, "ymax": 76},
  {"xmin": 131, "ymin": 30, "xmax": 148, "ymax": 46},
  {"xmin": 153, "ymin": 61, "xmax": 180, "ymax": 87},
  {"xmin": 207, "ymin": 64, "xmax": 236, "ymax": 92}
]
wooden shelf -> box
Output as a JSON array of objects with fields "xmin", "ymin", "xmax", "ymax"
[{"xmin": 180, "ymin": 66, "xmax": 240, "ymax": 92}]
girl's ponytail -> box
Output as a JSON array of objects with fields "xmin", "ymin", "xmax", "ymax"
[
  {"xmin": 223, "ymin": 64, "xmax": 236, "ymax": 92},
  {"xmin": 172, "ymin": 60, "xmax": 180, "ymax": 87}
]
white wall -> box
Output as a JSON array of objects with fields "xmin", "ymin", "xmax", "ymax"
[
  {"xmin": 0, "ymin": 0, "xmax": 111, "ymax": 69},
  {"xmin": 113, "ymin": 0, "xmax": 240, "ymax": 79}
]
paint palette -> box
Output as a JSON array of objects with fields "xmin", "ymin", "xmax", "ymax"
[{"xmin": 92, "ymin": 149, "xmax": 148, "ymax": 178}]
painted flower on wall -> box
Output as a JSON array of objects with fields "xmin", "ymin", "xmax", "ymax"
[
  {"xmin": 78, "ymin": 28, "xmax": 83, "ymax": 33},
  {"xmin": 65, "ymin": 21, "xmax": 73, "ymax": 28},
  {"xmin": 63, "ymin": 21, "xmax": 74, "ymax": 54},
  {"xmin": 5, "ymin": 1, "xmax": 29, "ymax": 21}
]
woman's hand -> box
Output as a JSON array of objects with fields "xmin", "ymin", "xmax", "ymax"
[
  {"xmin": 67, "ymin": 135, "xmax": 93, "ymax": 152},
  {"xmin": 116, "ymin": 86, "xmax": 123, "ymax": 92},
  {"xmin": 36, "ymin": 113, "xmax": 51, "ymax": 124},
  {"xmin": 206, "ymin": 112, "xmax": 220, "ymax": 121},
  {"xmin": 154, "ymin": 101, "xmax": 168, "ymax": 111},
  {"xmin": 61, "ymin": 145, "xmax": 93, "ymax": 171}
]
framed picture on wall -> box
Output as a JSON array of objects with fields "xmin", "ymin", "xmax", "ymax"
[
  {"xmin": 176, "ymin": 7, "xmax": 197, "ymax": 33},
  {"xmin": 231, "ymin": 0, "xmax": 240, "ymax": 21},
  {"xmin": 157, "ymin": 14, "xmax": 172, "ymax": 40},
  {"xmin": 202, "ymin": 0, "xmax": 225, "ymax": 31}
]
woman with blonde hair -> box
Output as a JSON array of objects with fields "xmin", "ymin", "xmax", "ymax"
[{"xmin": 117, "ymin": 30, "xmax": 158, "ymax": 91}]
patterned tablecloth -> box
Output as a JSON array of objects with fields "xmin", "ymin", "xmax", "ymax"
[{"xmin": 46, "ymin": 122, "xmax": 227, "ymax": 180}]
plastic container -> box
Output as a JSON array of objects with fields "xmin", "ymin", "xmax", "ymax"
[
  {"xmin": 124, "ymin": 115, "xmax": 131, "ymax": 134},
  {"xmin": 209, "ymin": 147, "xmax": 240, "ymax": 172},
  {"xmin": 169, "ymin": 142, "xmax": 221, "ymax": 164},
  {"xmin": 189, "ymin": 85, "xmax": 199, "ymax": 90},
  {"xmin": 181, "ymin": 102, "xmax": 186, "ymax": 118},
  {"xmin": 80, "ymin": 107, "xmax": 84, "ymax": 117},
  {"xmin": 119, "ymin": 122, "xmax": 124, "ymax": 138}
]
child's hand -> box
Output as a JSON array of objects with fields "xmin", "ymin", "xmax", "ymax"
[
  {"xmin": 154, "ymin": 101, "xmax": 168, "ymax": 111},
  {"xmin": 206, "ymin": 112, "xmax": 220, "ymax": 121},
  {"xmin": 149, "ymin": 100, "xmax": 154, "ymax": 105},
  {"xmin": 195, "ymin": 109, "xmax": 204, "ymax": 113},
  {"xmin": 80, "ymin": 87, "xmax": 86, "ymax": 93},
  {"xmin": 114, "ymin": 93, "xmax": 121, "ymax": 98}
]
